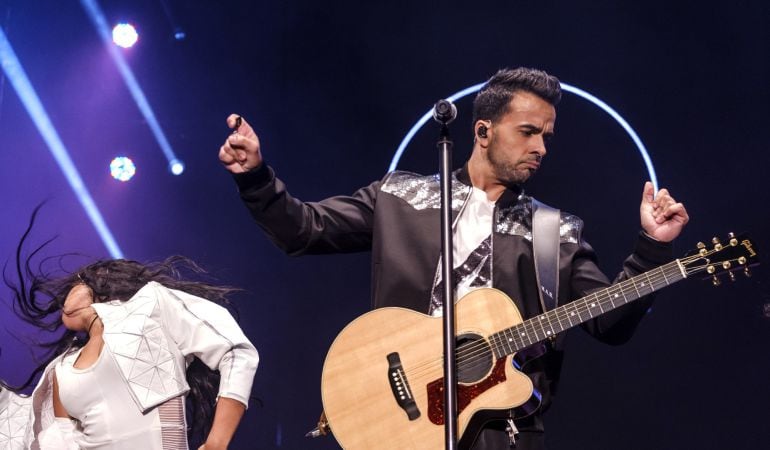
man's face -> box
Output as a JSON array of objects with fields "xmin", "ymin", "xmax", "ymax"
[{"xmin": 483, "ymin": 90, "xmax": 556, "ymax": 187}]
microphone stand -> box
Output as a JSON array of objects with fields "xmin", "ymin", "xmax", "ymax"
[{"xmin": 434, "ymin": 100, "xmax": 458, "ymax": 450}]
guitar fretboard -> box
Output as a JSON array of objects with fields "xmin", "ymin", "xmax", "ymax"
[{"xmin": 489, "ymin": 259, "xmax": 686, "ymax": 357}]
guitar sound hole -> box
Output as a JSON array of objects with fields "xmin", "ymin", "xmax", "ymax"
[{"xmin": 455, "ymin": 333, "xmax": 493, "ymax": 384}]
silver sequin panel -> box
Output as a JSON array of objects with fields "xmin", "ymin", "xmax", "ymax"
[
  {"xmin": 496, "ymin": 196, "xmax": 583, "ymax": 243},
  {"xmin": 381, "ymin": 171, "xmax": 471, "ymax": 211},
  {"xmin": 381, "ymin": 171, "xmax": 583, "ymax": 243}
]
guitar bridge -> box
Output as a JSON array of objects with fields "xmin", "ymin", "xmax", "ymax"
[{"xmin": 386, "ymin": 352, "xmax": 420, "ymax": 420}]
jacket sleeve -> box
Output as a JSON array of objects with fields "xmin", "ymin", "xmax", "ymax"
[
  {"xmin": 155, "ymin": 283, "xmax": 259, "ymax": 408},
  {"xmin": 570, "ymin": 231, "xmax": 674, "ymax": 344},
  {"xmin": 0, "ymin": 388, "xmax": 33, "ymax": 450},
  {"xmin": 233, "ymin": 164, "xmax": 379, "ymax": 255}
]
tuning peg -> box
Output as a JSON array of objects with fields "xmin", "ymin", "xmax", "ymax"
[
  {"xmin": 728, "ymin": 271, "xmax": 736, "ymax": 282},
  {"xmin": 697, "ymin": 242, "xmax": 706, "ymax": 249},
  {"xmin": 728, "ymin": 232, "xmax": 738, "ymax": 246},
  {"xmin": 722, "ymin": 261, "xmax": 732, "ymax": 270},
  {"xmin": 712, "ymin": 275, "xmax": 721, "ymax": 286},
  {"xmin": 744, "ymin": 267, "xmax": 752, "ymax": 278},
  {"xmin": 707, "ymin": 265, "xmax": 716, "ymax": 274},
  {"xmin": 712, "ymin": 237, "xmax": 721, "ymax": 244}
]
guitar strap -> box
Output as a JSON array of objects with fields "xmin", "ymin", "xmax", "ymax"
[{"xmin": 532, "ymin": 199, "xmax": 560, "ymax": 313}]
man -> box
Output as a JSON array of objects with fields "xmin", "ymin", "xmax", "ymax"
[{"xmin": 218, "ymin": 67, "xmax": 688, "ymax": 449}]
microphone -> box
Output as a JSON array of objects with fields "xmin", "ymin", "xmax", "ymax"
[{"xmin": 432, "ymin": 99, "xmax": 457, "ymax": 125}]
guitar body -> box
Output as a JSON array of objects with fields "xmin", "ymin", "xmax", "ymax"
[{"xmin": 321, "ymin": 288, "xmax": 534, "ymax": 449}]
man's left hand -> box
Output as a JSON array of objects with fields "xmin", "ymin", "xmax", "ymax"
[{"xmin": 640, "ymin": 181, "xmax": 689, "ymax": 243}]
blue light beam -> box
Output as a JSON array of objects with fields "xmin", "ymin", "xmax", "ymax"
[
  {"xmin": 79, "ymin": 0, "xmax": 184, "ymax": 175},
  {"xmin": 389, "ymin": 82, "xmax": 659, "ymax": 193},
  {"xmin": 0, "ymin": 26, "xmax": 124, "ymax": 258}
]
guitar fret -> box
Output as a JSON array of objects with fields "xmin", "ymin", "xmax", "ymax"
[
  {"xmin": 629, "ymin": 277, "xmax": 642, "ymax": 297},
  {"xmin": 551, "ymin": 309, "xmax": 564, "ymax": 334},
  {"xmin": 523, "ymin": 318, "xmax": 537, "ymax": 345},
  {"xmin": 500, "ymin": 330, "xmax": 513, "ymax": 357},
  {"xmin": 528, "ymin": 320, "xmax": 538, "ymax": 345},
  {"xmin": 506, "ymin": 329, "xmax": 518, "ymax": 354},
  {"xmin": 490, "ymin": 332, "xmax": 502, "ymax": 358},
  {"xmin": 607, "ymin": 286, "xmax": 618, "ymax": 309},
  {"xmin": 596, "ymin": 291, "xmax": 606, "ymax": 314},
  {"xmin": 539, "ymin": 315, "xmax": 555, "ymax": 340},
  {"xmin": 620, "ymin": 283, "xmax": 636, "ymax": 304},
  {"xmin": 565, "ymin": 302, "xmax": 575, "ymax": 327},
  {"xmin": 513, "ymin": 330, "xmax": 522, "ymax": 353},
  {"xmin": 588, "ymin": 293, "xmax": 600, "ymax": 318},
  {"xmin": 642, "ymin": 272, "xmax": 654, "ymax": 295},
  {"xmin": 544, "ymin": 311, "xmax": 557, "ymax": 338}
]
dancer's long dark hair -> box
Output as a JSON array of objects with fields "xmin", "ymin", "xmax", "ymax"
[{"xmin": 1, "ymin": 205, "xmax": 239, "ymax": 445}]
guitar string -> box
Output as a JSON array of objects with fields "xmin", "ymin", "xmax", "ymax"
[
  {"xmin": 461, "ymin": 251, "xmax": 727, "ymax": 364},
  {"xmin": 403, "ymin": 245, "xmax": 739, "ymax": 380},
  {"xmin": 404, "ymin": 261, "xmax": 683, "ymax": 379},
  {"xmin": 405, "ymin": 272, "xmax": 677, "ymax": 384},
  {"xmin": 411, "ymin": 251, "xmax": 741, "ymax": 377},
  {"xmin": 404, "ymin": 265, "xmax": 682, "ymax": 381},
  {"xmin": 405, "ymin": 260, "xmax": 727, "ymax": 385},
  {"xmin": 403, "ymin": 254, "xmax": 732, "ymax": 382}
]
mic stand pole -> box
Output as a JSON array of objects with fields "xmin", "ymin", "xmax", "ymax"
[{"xmin": 437, "ymin": 120, "xmax": 458, "ymax": 450}]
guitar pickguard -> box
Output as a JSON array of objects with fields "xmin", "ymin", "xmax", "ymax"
[{"xmin": 426, "ymin": 357, "xmax": 508, "ymax": 425}]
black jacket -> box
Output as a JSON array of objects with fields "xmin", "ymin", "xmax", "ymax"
[{"xmin": 234, "ymin": 163, "xmax": 673, "ymax": 437}]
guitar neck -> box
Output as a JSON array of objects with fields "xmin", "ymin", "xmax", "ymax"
[{"xmin": 491, "ymin": 259, "xmax": 687, "ymax": 357}]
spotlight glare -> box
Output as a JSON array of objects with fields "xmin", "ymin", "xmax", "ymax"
[
  {"xmin": 174, "ymin": 29, "xmax": 186, "ymax": 40},
  {"xmin": 112, "ymin": 23, "xmax": 138, "ymax": 48},
  {"xmin": 169, "ymin": 159, "xmax": 185, "ymax": 175},
  {"xmin": 110, "ymin": 156, "xmax": 136, "ymax": 181}
]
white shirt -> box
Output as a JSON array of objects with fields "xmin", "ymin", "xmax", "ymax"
[
  {"xmin": 453, "ymin": 186, "xmax": 495, "ymax": 300},
  {"xmin": 56, "ymin": 347, "xmax": 186, "ymax": 449},
  {"xmin": 431, "ymin": 186, "xmax": 495, "ymax": 315}
]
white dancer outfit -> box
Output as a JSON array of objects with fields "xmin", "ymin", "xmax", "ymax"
[{"xmin": 0, "ymin": 281, "xmax": 259, "ymax": 450}]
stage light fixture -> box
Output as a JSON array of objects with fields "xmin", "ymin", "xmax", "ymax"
[
  {"xmin": 112, "ymin": 23, "xmax": 138, "ymax": 48},
  {"xmin": 169, "ymin": 159, "xmax": 185, "ymax": 175},
  {"xmin": 81, "ymin": 0, "xmax": 182, "ymax": 178},
  {"xmin": 110, "ymin": 156, "xmax": 136, "ymax": 181}
]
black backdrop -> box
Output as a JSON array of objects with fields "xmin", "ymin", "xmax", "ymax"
[{"xmin": 1, "ymin": 1, "xmax": 768, "ymax": 448}]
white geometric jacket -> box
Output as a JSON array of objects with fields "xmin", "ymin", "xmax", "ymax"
[{"xmin": 0, "ymin": 281, "xmax": 259, "ymax": 450}]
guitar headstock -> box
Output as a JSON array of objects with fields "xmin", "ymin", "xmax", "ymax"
[{"xmin": 682, "ymin": 232, "xmax": 759, "ymax": 285}]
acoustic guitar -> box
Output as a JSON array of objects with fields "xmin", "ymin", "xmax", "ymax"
[{"xmin": 319, "ymin": 234, "xmax": 758, "ymax": 449}]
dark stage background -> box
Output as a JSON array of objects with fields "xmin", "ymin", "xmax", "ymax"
[{"xmin": 1, "ymin": 1, "xmax": 768, "ymax": 449}]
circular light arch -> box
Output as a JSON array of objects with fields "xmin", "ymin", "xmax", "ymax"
[{"xmin": 388, "ymin": 82, "xmax": 659, "ymax": 192}]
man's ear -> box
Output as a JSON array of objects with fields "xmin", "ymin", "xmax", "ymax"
[{"xmin": 475, "ymin": 120, "xmax": 491, "ymax": 146}]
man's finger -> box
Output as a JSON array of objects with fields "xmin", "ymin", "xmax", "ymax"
[
  {"xmin": 642, "ymin": 181, "xmax": 654, "ymax": 203},
  {"xmin": 226, "ymin": 113, "xmax": 241, "ymax": 130}
]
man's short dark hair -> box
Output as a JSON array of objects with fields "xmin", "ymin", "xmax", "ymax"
[{"xmin": 472, "ymin": 67, "xmax": 561, "ymax": 125}]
